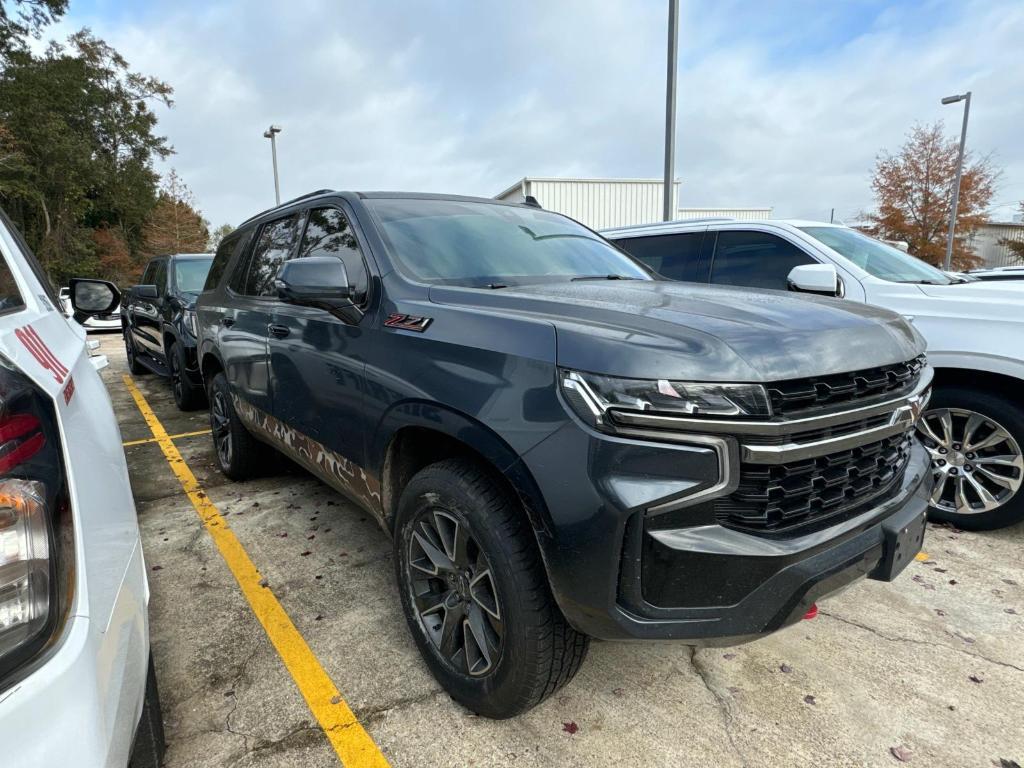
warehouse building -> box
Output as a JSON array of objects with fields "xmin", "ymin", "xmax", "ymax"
[
  {"xmin": 966, "ymin": 220, "xmax": 1024, "ymax": 268},
  {"xmin": 494, "ymin": 177, "xmax": 770, "ymax": 229}
]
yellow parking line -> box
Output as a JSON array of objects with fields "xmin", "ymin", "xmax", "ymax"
[
  {"xmin": 123, "ymin": 375, "xmax": 390, "ymax": 768},
  {"xmin": 122, "ymin": 429, "xmax": 211, "ymax": 447}
]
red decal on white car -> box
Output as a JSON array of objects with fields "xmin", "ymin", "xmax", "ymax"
[
  {"xmin": 63, "ymin": 376, "xmax": 76, "ymax": 404},
  {"xmin": 15, "ymin": 325, "xmax": 69, "ymax": 384}
]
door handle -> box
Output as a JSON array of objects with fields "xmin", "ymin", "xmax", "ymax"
[
  {"xmin": 268, "ymin": 324, "xmax": 290, "ymax": 339},
  {"xmin": 220, "ymin": 317, "xmax": 235, "ymax": 328}
]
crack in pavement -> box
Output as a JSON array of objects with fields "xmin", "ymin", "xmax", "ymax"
[
  {"xmin": 689, "ymin": 646, "xmax": 749, "ymax": 768},
  {"xmin": 357, "ymin": 689, "xmax": 448, "ymax": 726},
  {"xmin": 819, "ymin": 610, "xmax": 1024, "ymax": 674}
]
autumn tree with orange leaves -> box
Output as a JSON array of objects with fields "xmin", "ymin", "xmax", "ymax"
[
  {"xmin": 139, "ymin": 169, "xmax": 209, "ymax": 275},
  {"xmin": 865, "ymin": 122, "xmax": 996, "ymax": 270}
]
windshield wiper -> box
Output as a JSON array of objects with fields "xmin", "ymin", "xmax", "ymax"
[{"xmin": 570, "ymin": 274, "xmax": 642, "ymax": 282}]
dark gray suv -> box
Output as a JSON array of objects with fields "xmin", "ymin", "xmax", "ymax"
[{"xmin": 196, "ymin": 191, "xmax": 932, "ymax": 717}]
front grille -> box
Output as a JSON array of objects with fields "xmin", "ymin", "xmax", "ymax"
[
  {"xmin": 767, "ymin": 356, "xmax": 926, "ymax": 418},
  {"xmin": 715, "ymin": 432, "xmax": 915, "ymax": 533}
]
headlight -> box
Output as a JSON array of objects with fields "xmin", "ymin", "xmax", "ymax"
[
  {"xmin": 184, "ymin": 309, "xmax": 198, "ymax": 337},
  {"xmin": 561, "ymin": 369, "xmax": 771, "ymax": 429}
]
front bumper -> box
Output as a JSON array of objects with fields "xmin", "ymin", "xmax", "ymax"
[{"xmin": 522, "ymin": 418, "xmax": 930, "ymax": 643}]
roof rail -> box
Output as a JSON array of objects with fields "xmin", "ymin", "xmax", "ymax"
[
  {"xmin": 238, "ymin": 188, "xmax": 336, "ymax": 227},
  {"xmin": 602, "ymin": 216, "xmax": 735, "ymax": 233}
]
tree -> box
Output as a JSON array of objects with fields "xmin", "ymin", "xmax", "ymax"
[
  {"xmin": 1, "ymin": 0, "xmax": 66, "ymax": 56},
  {"xmin": 0, "ymin": 27, "xmax": 173, "ymax": 285},
  {"xmin": 999, "ymin": 202, "xmax": 1024, "ymax": 265},
  {"xmin": 208, "ymin": 223, "xmax": 234, "ymax": 252},
  {"xmin": 865, "ymin": 122, "xmax": 997, "ymax": 270},
  {"xmin": 140, "ymin": 169, "xmax": 209, "ymax": 266}
]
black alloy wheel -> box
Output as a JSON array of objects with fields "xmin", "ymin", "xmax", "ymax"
[
  {"xmin": 210, "ymin": 388, "xmax": 232, "ymax": 469},
  {"xmin": 406, "ymin": 507, "xmax": 504, "ymax": 677}
]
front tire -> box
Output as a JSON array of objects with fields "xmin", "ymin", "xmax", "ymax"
[
  {"xmin": 128, "ymin": 654, "xmax": 166, "ymax": 768},
  {"xmin": 917, "ymin": 385, "xmax": 1024, "ymax": 530},
  {"xmin": 394, "ymin": 459, "xmax": 589, "ymax": 718},
  {"xmin": 207, "ymin": 372, "xmax": 271, "ymax": 481}
]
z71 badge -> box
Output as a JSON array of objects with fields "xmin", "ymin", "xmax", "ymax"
[{"xmin": 384, "ymin": 313, "xmax": 433, "ymax": 332}]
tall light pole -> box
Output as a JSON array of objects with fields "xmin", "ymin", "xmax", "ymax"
[
  {"xmin": 662, "ymin": 0, "xmax": 679, "ymax": 221},
  {"xmin": 263, "ymin": 124, "xmax": 282, "ymax": 206},
  {"xmin": 941, "ymin": 92, "xmax": 971, "ymax": 270}
]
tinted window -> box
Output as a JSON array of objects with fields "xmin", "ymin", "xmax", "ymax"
[
  {"xmin": 710, "ymin": 231, "xmax": 815, "ymax": 290},
  {"xmin": 616, "ymin": 232, "xmax": 706, "ymax": 282},
  {"xmin": 299, "ymin": 208, "xmax": 368, "ymax": 299},
  {"xmin": 141, "ymin": 260, "xmax": 157, "ymax": 285},
  {"xmin": 153, "ymin": 259, "xmax": 168, "ymax": 296},
  {"xmin": 366, "ymin": 198, "xmax": 649, "ymax": 287},
  {"xmin": 798, "ymin": 226, "xmax": 952, "ymax": 285},
  {"xmin": 243, "ymin": 215, "xmax": 301, "ymax": 296},
  {"xmin": 205, "ymin": 236, "xmax": 238, "ymax": 291},
  {"xmin": 0, "ymin": 253, "xmax": 25, "ymax": 314}
]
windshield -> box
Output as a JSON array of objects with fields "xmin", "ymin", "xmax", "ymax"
[
  {"xmin": 799, "ymin": 226, "xmax": 953, "ymax": 285},
  {"xmin": 173, "ymin": 258, "xmax": 213, "ymax": 293},
  {"xmin": 366, "ymin": 198, "xmax": 650, "ymax": 287}
]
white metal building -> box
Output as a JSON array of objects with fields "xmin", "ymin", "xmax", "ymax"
[
  {"xmin": 676, "ymin": 207, "xmax": 772, "ymax": 221},
  {"xmin": 494, "ymin": 177, "xmax": 771, "ymax": 230},
  {"xmin": 494, "ymin": 178, "xmax": 680, "ymax": 230},
  {"xmin": 966, "ymin": 221, "xmax": 1024, "ymax": 268}
]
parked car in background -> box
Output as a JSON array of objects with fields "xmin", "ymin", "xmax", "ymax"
[
  {"xmin": 196, "ymin": 191, "xmax": 931, "ymax": 717},
  {"xmin": 606, "ymin": 219, "xmax": 1024, "ymax": 530},
  {"xmin": 122, "ymin": 253, "xmax": 213, "ymax": 410},
  {"xmin": 966, "ymin": 265, "xmax": 1024, "ymax": 282},
  {"xmin": 0, "ymin": 210, "xmax": 163, "ymax": 767}
]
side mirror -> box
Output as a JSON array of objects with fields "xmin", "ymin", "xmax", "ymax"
[
  {"xmin": 133, "ymin": 284, "xmax": 158, "ymax": 300},
  {"xmin": 787, "ymin": 264, "xmax": 840, "ymax": 297},
  {"xmin": 68, "ymin": 278, "xmax": 121, "ymax": 315},
  {"xmin": 276, "ymin": 256, "xmax": 354, "ymax": 310}
]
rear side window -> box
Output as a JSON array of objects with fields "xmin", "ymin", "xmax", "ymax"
[
  {"xmin": 616, "ymin": 232, "xmax": 706, "ymax": 282},
  {"xmin": 205, "ymin": 235, "xmax": 239, "ymax": 291},
  {"xmin": 141, "ymin": 260, "xmax": 157, "ymax": 285},
  {"xmin": 298, "ymin": 207, "xmax": 368, "ymax": 299},
  {"xmin": 0, "ymin": 255, "xmax": 25, "ymax": 314},
  {"xmin": 243, "ymin": 215, "xmax": 301, "ymax": 296},
  {"xmin": 710, "ymin": 231, "xmax": 815, "ymax": 291}
]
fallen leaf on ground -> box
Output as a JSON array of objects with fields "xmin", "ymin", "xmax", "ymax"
[
  {"xmin": 779, "ymin": 664, "xmax": 793, "ymax": 673},
  {"xmin": 968, "ymin": 674, "xmax": 984, "ymax": 684},
  {"xmin": 890, "ymin": 745, "xmax": 912, "ymax": 762},
  {"xmin": 562, "ymin": 722, "xmax": 579, "ymax": 735},
  {"xmin": 803, "ymin": 695, "xmax": 816, "ymax": 705}
]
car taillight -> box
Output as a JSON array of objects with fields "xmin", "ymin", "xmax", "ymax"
[{"xmin": 0, "ymin": 355, "xmax": 71, "ymax": 685}]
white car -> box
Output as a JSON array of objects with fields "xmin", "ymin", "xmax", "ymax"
[
  {"xmin": 0, "ymin": 212, "xmax": 163, "ymax": 766},
  {"xmin": 606, "ymin": 218, "xmax": 1024, "ymax": 530}
]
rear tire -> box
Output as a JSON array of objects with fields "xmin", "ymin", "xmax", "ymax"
[
  {"xmin": 124, "ymin": 328, "xmax": 148, "ymax": 376},
  {"xmin": 208, "ymin": 372, "xmax": 271, "ymax": 481},
  {"xmin": 394, "ymin": 458, "xmax": 589, "ymax": 718},
  {"xmin": 169, "ymin": 340, "xmax": 206, "ymax": 411},
  {"xmin": 918, "ymin": 385, "xmax": 1024, "ymax": 530},
  {"xmin": 128, "ymin": 654, "xmax": 166, "ymax": 768}
]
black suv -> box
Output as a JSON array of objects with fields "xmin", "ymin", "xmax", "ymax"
[
  {"xmin": 123, "ymin": 253, "xmax": 213, "ymax": 410},
  {"xmin": 196, "ymin": 191, "xmax": 932, "ymax": 718}
]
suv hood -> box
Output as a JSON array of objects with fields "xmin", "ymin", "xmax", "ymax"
[{"xmin": 428, "ymin": 281, "xmax": 924, "ymax": 382}]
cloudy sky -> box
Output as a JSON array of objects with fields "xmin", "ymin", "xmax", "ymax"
[{"xmin": 46, "ymin": 0, "xmax": 1024, "ymax": 228}]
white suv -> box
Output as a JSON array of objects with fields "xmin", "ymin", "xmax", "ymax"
[
  {"xmin": 0, "ymin": 211, "xmax": 163, "ymax": 767},
  {"xmin": 606, "ymin": 218, "xmax": 1024, "ymax": 530}
]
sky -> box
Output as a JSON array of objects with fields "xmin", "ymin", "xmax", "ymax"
[{"xmin": 42, "ymin": 0, "xmax": 1024, "ymax": 228}]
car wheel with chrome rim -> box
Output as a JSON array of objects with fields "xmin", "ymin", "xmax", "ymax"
[{"xmin": 917, "ymin": 385, "xmax": 1024, "ymax": 530}]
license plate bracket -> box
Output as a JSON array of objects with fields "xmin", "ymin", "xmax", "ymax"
[{"xmin": 871, "ymin": 506, "xmax": 927, "ymax": 581}]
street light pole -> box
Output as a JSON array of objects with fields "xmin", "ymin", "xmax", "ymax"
[
  {"xmin": 941, "ymin": 92, "xmax": 971, "ymax": 271},
  {"xmin": 263, "ymin": 124, "xmax": 282, "ymax": 206},
  {"xmin": 662, "ymin": 0, "xmax": 679, "ymax": 222}
]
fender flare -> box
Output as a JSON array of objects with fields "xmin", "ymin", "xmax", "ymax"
[{"xmin": 371, "ymin": 399, "xmax": 555, "ymax": 536}]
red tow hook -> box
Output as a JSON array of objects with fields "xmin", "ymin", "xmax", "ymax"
[{"xmin": 803, "ymin": 603, "xmax": 819, "ymax": 620}]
